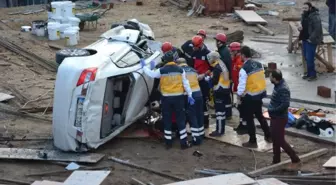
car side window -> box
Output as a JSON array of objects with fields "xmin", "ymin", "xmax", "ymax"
[{"xmin": 115, "ymin": 51, "xmax": 140, "ymax": 68}]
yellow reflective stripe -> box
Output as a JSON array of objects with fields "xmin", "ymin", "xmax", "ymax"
[
  {"xmin": 245, "ymin": 70, "xmax": 266, "ymax": 94},
  {"xmin": 214, "ymin": 72, "xmax": 230, "ymax": 90},
  {"xmin": 160, "ymin": 74, "xmax": 184, "ymax": 95}
]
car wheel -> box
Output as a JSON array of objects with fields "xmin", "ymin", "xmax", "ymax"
[{"xmin": 56, "ymin": 48, "xmax": 90, "ymax": 65}]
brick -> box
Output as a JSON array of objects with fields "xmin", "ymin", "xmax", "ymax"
[
  {"xmin": 317, "ymin": 86, "xmax": 331, "ymax": 98},
  {"xmin": 268, "ymin": 62, "xmax": 277, "ymax": 71}
]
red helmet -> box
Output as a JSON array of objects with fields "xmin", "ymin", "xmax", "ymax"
[
  {"xmin": 192, "ymin": 35, "xmax": 204, "ymax": 48},
  {"xmin": 197, "ymin": 29, "xmax": 206, "ymax": 38},
  {"xmin": 161, "ymin": 42, "xmax": 173, "ymax": 53},
  {"xmin": 229, "ymin": 42, "xmax": 241, "ymax": 51},
  {"xmin": 214, "ymin": 33, "xmax": 227, "ymax": 43}
]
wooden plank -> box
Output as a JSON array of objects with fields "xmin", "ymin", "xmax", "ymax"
[
  {"xmin": 250, "ymin": 38, "xmax": 287, "ymax": 45},
  {"xmin": 315, "ymin": 54, "xmax": 335, "ymax": 72},
  {"xmin": 165, "ymin": 173, "xmax": 256, "ymax": 185},
  {"xmin": 288, "ymin": 22, "xmax": 300, "ymax": 37},
  {"xmin": 326, "ymin": 44, "xmax": 334, "ymax": 67},
  {"xmin": 256, "ymin": 24, "xmax": 274, "ymax": 36},
  {"xmin": 323, "ymin": 156, "xmax": 336, "ymax": 168},
  {"xmin": 0, "ymin": 148, "xmax": 105, "ymax": 164},
  {"xmin": 206, "ymin": 125, "xmax": 273, "ymax": 152},
  {"xmin": 256, "ymin": 178, "xmax": 288, "ymax": 185},
  {"xmin": 63, "ymin": 171, "xmax": 110, "ymax": 185},
  {"xmin": 248, "ymin": 148, "xmax": 329, "ymax": 177},
  {"xmin": 39, "ymin": 181, "xmax": 63, "ymax": 185},
  {"xmin": 0, "ymin": 92, "xmax": 14, "ymax": 102},
  {"xmin": 235, "ymin": 10, "xmax": 267, "ymax": 25},
  {"xmin": 323, "ymin": 35, "xmax": 335, "ymax": 44}
]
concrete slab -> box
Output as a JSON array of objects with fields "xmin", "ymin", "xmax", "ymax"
[
  {"xmin": 206, "ymin": 124, "xmax": 273, "ymax": 152},
  {"xmin": 165, "ymin": 172, "xmax": 256, "ymax": 185}
]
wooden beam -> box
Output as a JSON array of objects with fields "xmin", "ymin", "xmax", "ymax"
[
  {"xmin": 315, "ymin": 54, "xmax": 335, "ymax": 72},
  {"xmin": 282, "ymin": 17, "xmax": 301, "ymax": 21},
  {"xmin": 256, "ymin": 24, "xmax": 275, "ymax": 36},
  {"xmin": 19, "ymin": 106, "xmax": 53, "ymax": 113},
  {"xmin": 250, "ymin": 38, "xmax": 287, "ymax": 44},
  {"xmin": 248, "ymin": 148, "xmax": 329, "ymax": 177}
]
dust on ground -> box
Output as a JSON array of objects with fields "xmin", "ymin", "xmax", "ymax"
[{"xmin": 0, "ymin": 0, "xmax": 335, "ymax": 184}]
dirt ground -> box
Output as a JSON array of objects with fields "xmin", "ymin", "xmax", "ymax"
[{"xmin": 0, "ymin": 0, "xmax": 335, "ymax": 184}]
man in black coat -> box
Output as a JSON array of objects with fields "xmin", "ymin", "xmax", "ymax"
[
  {"xmin": 299, "ymin": 2, "xmax": 323, "ymax": 81},
  {"xmin": 268, "ymin": 69, "xmax": 301, "ymax": 169},
  {"xmin": 326, "ymin": 0, "xmax": 335, "ymax": 41}
]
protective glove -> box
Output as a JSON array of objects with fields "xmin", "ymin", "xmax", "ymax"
[
  {"xmin": 140, "ymin": 59, "xmax": 146, "ymax": 68},
  {"xmin": 150, "ymin": 60, "xmax": 156, "ymax": 70},
  {"xmin": 188, "ymin": 96, "xmax": 195, "ymax": 105},
  {"xmin": 204, "ymin": 76, "xmax": 211, "ymax": 82}
]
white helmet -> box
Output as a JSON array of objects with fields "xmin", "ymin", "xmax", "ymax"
[{"xmin": 207, "ymin": 51, "xmax": 220, "ymax": 64}]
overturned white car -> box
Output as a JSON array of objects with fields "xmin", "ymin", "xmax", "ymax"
[{"xmin": 52, "ymin": 19, "xmax": 162, "ymax": 152}]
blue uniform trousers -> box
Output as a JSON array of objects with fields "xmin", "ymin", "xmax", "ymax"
[
  {"xmin": 161, "ymin": 95, "xmax": 188, "ymax": 146},
  {"xmin": 214, "ymin": 91, "xmax": 230, "ymax": 134},
  {"xmin": 199, "ymin": 79, "xmax": 210, "ymax": 128},
  {"xmin": 185, "ymin": 95, "xmax": 204, "ymax": 144}
]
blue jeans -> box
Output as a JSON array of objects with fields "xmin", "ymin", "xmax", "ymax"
[
  {"xmin": 161, "ymin": 95, "xmax": 187, "ymax": 146},
  {"xmin": 302, "ymin": 41, "xmax": 317, "ymax": 77},
  {"xmin": 329, "ymin": 13, "xmax": 336, "ymax": 41}
]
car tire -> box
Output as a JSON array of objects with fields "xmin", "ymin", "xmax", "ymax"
[{"xmin": 56, "ymin": 48, "xmax": 90, "ymax": 65}]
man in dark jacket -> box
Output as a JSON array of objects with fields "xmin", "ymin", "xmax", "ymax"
[
  {"xmin": 214, "ymin": 33, "xmax": 232, "ymax": 119},
  {"xmin": 326, "ymin": 0, "xmax": 335, "ymax": 41},
  {"xmin": 268, "ymin": 69, "xmax": 301, "ymax": 169},
  {"xmin": 299, "ymin": 2, "xmax": 323, "ymax": 81}
]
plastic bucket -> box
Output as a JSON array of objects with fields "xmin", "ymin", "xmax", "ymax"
[
  {"xmin": 21, "ymin": 26, "xmax": 31, "ymax": 32},
  {"xmin": 59, "ymin": 23, "xmax": 71, "ymax": 38},
  {"xmin": 68, "ymin": 17, "xmax": 80, "ymax": 27},
  {"xmin": 51, "ymin": 2, "xmax": 63, "ymax": 19},
  {"xmin": 31, "ymin": 20, "xmax": 45, "ymax": 35},
  {"xmin": 67, "ymin": 26, "xmax": 80, "ymax": 41},
  {"xmin": 48, "ymin": 22, "xmax": 61, "ymax": 40},
  {"xmin": 64, "ymin": 29, "xmax": 78, "ymax": 46},
  {"xmin": 36, "ymin": 25, "xmax": 46, "ymax": 37},
  {"xmin": 62, "ymin": 1, "xmax": 75, "ymax": 18}
]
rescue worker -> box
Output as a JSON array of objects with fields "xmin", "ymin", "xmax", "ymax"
[
  {"xmin": 214, "ymin": 33, "xmax": 232, "ymax": 120},
  {"xmin": 229, "ymin": 42, "xmax": 247, "ymax": 134},
  {"xmin": 237, "ymin": 46, "xmax": 271, "ymax": 148},
  {"xmin": 140, "ymin": 51, "xmax": 195, "ymax": 149},
  {"xmin": 161, "ymin": 42, "xmax": 183, "ymax": 61},
  {"xmin": 176, "ymin": 58, "xmax": 204, "ymax": 144},
  {"xmin": 190, "ymin": 35, "xmax": 211, "ymax": 129},
  {"xmin": 181, "ymin": 29, "xmax": 208, "ymax": 67},
  {"xmin": 206, "ymin": 51, "xmax": 231, "ymax": 137}
]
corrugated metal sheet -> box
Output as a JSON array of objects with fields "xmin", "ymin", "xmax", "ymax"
[{"xmin": 204, "ymin": 0, "xmax": 244, "ymax": 14}]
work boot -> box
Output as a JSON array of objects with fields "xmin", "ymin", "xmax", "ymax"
[
  {"xmin": 302, "ymin": 75, "xmax": 309, "ymax": 80},
  {"xmin": 234, "ymin": 125, "xmax": 248, "ymax": 135},
  {"xmin": 209, "ymin": 131, "xmax": 224, "ymax": 137},
  {"xmin": 242, "ymin": 141, "xmax": 258, "ymax": 148},
  {"xmin": 308, "ymin": 76, "xmax": 317, "ymax": 81},
  {"xmin": 181, "ymin": 141, "xmax": 192, "ymax": 150},
  {"xmin": 264, "ymin": 136, "xmax": 273, "ymax": 143}
]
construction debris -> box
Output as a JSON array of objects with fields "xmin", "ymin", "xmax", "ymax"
[
  {"xmin": 0, "ymin": 103, "xmax": 52, "ymax": 122},
  {"xmin": 248, "ymin": 148, "xmax": 329, "ymax": 177},
  {"xmin": 0, "ymin": 92, "xmax": 14, "ymax": 102},
  {"xmin": 109, "ymin": 156, "xmax": 186, "ymax": 181},
  {"xmin": 0, "ymin": 148, "xmax": 105, "ymax": 163},
  {"xmin": 166, "ymin": 173, "xmax": 256, "ymax": 185},
  {"xmin": 323, "ymin": 156, "xmax": 336, "ymax": 168},
  {"xmin": 256, "ymin": 24, "xmax": 275, "ymax": 36},
  {"xmin": 19, "ymin": 106, "xmax": 53, "ymax": 113},
  {"xmin": 63, "ymin": 171, "xmax": 110, "ymax": 185},
  {"xmin": 0, "ymin": 38, "xmax": 57, "ymax": 72}
]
